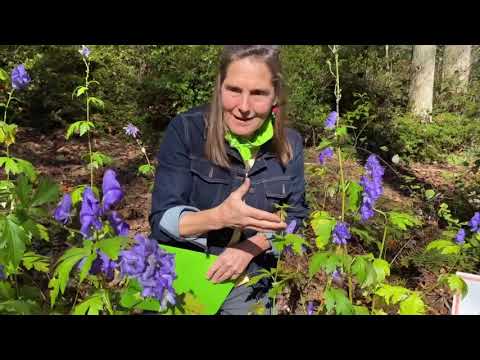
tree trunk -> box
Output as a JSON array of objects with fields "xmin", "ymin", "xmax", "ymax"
[
  {"xmin": 442, "ymin": 45, "xmax": 472, "ymax": 93},
  {"xmin": 409, "ymin": 45, "xmax": 437, "ymax": 122}
]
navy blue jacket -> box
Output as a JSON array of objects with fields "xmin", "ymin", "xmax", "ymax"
[{"xmin": 149, "ymin": 105, "xmax": 309, "ymax": 271}]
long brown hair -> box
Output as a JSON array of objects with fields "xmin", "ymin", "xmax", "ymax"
[{"xmin": 205, "ymin": 45, "xmax": 292, "ymax": 168}]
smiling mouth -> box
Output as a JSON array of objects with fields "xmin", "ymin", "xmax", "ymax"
[{"xmin": 233, "ymin": 114, "xmax": 255, "ymax": 121}]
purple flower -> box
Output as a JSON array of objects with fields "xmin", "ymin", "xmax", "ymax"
[
  {"xmin": 11, "ymin": 64, "xmax": 31, "ymax": 91},
  {"xmin": 108, "ymin": 211, "xmax": 130, "ymax": 237},
  {"xmin": 53, "ymin": 194, "xmax": 72, "ymax": 225},
  {"xmin": 102, "ymin": 169, "xmax": 123, "ymax": 213},
  {"xmin": 332, "ymin": 269, "xmax": 342, "ymax": 283},
  {"xmin": 97, "ymin": 252, "xmax": 117, "ymax": 279},
  {"xmin": 332, "ymin": 222, "xmax": 351, "ymax": 245},
  {"xmin": 324, "ymin": 111, "xmax": 338, "ymax": 129},
  {"xmin": 469, "ymin": 212, "xmax": 480, "ymax": 233},
  {"xmin": 79, "ymin": 45, "xmax": 90, "ymax": 58},
  {"xmin": 79, "ymin": 187, "xmax": 103, "ymax": 238},
  {"xmin": 318, "ymin": 147, "xmax": 334, "ymax": 165},
  {"xmin": 306, "ymin": 301, "xmax": 315, "ymax": 315},
  {"xmin": 285, "ymin": 220, "xmax": 297, "ymax": 234},
  {"xmin": 455, "ymin": 229, "xmax": 466, "ymax": 244},
  {"xmin": 123, "ymin": 123, "xmax": 140, "ymax": 138},
  {"xmin": 119, "ymin": 235, "xmax": 176, "ymax": 308},
  {"xmin": 77, "ymin": 250, "xmax": 117, "ymax": 280},
  {"xmin": 0, "ymin": 264, "xmax": 5, "ymax": 280},
  {"xmin": 359, "ymin": 154, "xmax": 384, "ymax": 221}
]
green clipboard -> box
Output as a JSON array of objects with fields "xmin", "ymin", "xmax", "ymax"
[{"xmin": 159, "ymin": 244, "xmax": 235, "ymax": 315}]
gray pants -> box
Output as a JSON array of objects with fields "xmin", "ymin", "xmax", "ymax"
[{"xmin": 218, "ymin": 283, "xmax": 272, "ymax": 315}]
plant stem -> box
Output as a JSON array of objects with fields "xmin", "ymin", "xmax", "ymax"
[
  {"xmin": 136, "ymin": 138, "xmax": 155, "ymax": 177},
  {"xmin": 374, "ymin": 208, "xmax": 389, "ymax": 259},
  {"xmin": 3, "ymin": 91, "xmax": 14, "ymax": 181},
  {"xmin": 84, "ymin": 58, "xmax": 94, "ymax": 188},
  {"xmin": 337, "ymin": 148, "xmax": 346, "ymax": 222},
  {"xmin": 3, "ymin": 91, "xmax": 13, "ymax": 124}
]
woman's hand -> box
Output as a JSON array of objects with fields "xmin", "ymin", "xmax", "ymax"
[
  {"xmin": 206, "ymin": 247, "xmax": 253, "ymax": 283},
  {"xmin": 206, "ymin": 234, "xmax": 271, "ymax": 284},
  {"xmin": 215, "ymin": 177, "xmax": 286, "ymax": 233}
]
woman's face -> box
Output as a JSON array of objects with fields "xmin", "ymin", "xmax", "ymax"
[{"xmin": 221, "ymin": 57, "xmax": 276, "ymax": 138}]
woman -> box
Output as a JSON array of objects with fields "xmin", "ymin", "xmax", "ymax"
[{"xmin": 149, "ymin": 45, "xmax": 309, "ymax": 315}]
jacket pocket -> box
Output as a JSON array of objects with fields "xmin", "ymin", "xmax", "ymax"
[
  {"xmin": 263, "ymin": 176, "xmax": 293, "ymax": 212},
  {"xmin": 189, "ymin": 157, "xmax": 231, "ymax": 209}
]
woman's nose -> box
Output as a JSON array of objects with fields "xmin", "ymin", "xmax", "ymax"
[{"xmin": 238, "ymin": 95, "xmax": 252, "ymax": 115}]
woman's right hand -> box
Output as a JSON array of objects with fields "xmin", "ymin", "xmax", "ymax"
[{"xmin": 215, "ymin": 178, "xmax": 287, "ymax": 233}]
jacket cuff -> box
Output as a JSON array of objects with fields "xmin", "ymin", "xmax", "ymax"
[{"xmin": 158, "ymin": 205, "xmax": 207, "ymax": 250}]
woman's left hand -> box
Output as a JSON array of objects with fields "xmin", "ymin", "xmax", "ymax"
[
  {"xmin": 206, "ymin": 234, "xmax": 271, "ymax": 283},
  {"xmin": 206, "ymin": 247, "xmax": 253, "ymax": 284}
]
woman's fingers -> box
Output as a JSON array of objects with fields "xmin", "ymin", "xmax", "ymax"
[
  {"xmin": 206, "ymin": 259, "xmax": 222, "ymax": 280},
  {"xmin": 245, "ymin": 217, "xmax": 287, "ymax": 232},
  {"xmin": 215, "ymin": 268, "xmax": 236, "ymax": 283},
  {"xmin": 244, "ymin": 204, "xmax": 284, "ymax": 223}
]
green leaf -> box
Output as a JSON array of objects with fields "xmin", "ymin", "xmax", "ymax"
[
  {"xmin": 79, "ymin": 121, "xmax": 95, "ymax": 136},
  {"xmin": 324, "ymin": 287, "xmax": 353, "ymax": 315},
  {"xmin": 0, "ymin": 122, "xmax": 17, "ymax": 146},
  {"xmin": 66, "ymin": 122, "xmax": 80, "ymax": 140},
  {"xmin": 308, "ymin": 252, "xmax": 329, "ymax": 277},
  {"xmin": 14, "ymin": 159, "xmax": 37, "ymax": 182},
  {"xmin": 78, "ymin": 252, "xmax": 97, "ymax": 284},
  {"xmin": 0, "ymin": 68, "xmax": 8, "ymax": 81},
  {"xmin": 73, "ymin": 86, "xmax": 88, "ymax": 98},
  {"xmin": 0, "ymin": 157, "xmax": 20, "ymax": 176},
  {"xmin": 22, "ymin": 251, "xmax": 49, "ymax": 273},
  {"xmin": 96, "ymin": 236, "xmax": 127, "ymax": 261},
  {"xmin": 350, "ymin": 227, "xmax": 378, "ymax": 247},
  {"xmin": 87, "ymin": 152, "xmax": 113, "ymax": 171},
  {"xmin": 310, "ymin": 211, "xmax": 335, "ymax": 249},
  {"xmin": 284, "ymin": 233, "xmax": 307, "ymax": 255},
  {"xmin": 36, "ymin": 223, "xmax": 49, "ymax": 242},
  {"xmin": 335, "ymin": 126, "xmax": 348, "ymax": 137},
  {"xmin": 88, "ymin": 97, "xmax": 105, "ymax": 109},
  {"xmin": 351, "ymin": 255, "xmax": 376, "ymax": 288},
  {"xmin": 73, "ymin": 291, "xmax": 105, "ymax": 315},
  {"xmin": 138, "ymin": 164, "xmax": 155, "ymax": 176},
  {"xmin": 388, "ymin": 211, "xmax": 422, "ymax": 231},
  {"xmin": 425, "ymin": 189, "xmax": 436, "ymax": 201},
  {"xmin": 372, "ymin": 259, "xmax": 390, "ymax": 283},
  {"xmin": 119, "ymin": 280, "xmax": 164, "ymax": 313},
  {"xmin": 426, "ymin": 240, "xmax": 461, "ymax": 255},
  {"xmin": 375, "ymin": 284, "xmax": 410, "ymax": 305},
  {"xmin": 439, "ymin": 274, "xmax": 468, "ymax": 299},
  {"xmin": 71, "ymin": 185, "xmax": 87, "ymax": 206},
  {"xmin": 15, "ymin": 175, "xmax": 32, "ymax": 207},
  {"xmin": 353, "ymin": 305, "xmax": 370, "ymax": 315},
  {"xmin": 66, "ymin": 121, "xmax": 94, "ymax": 139},
  {"xmin": 244, "ymin": 272, "xmax": 272, "ymax": 287},
  {"xmin": 49, "ymin": 245, "xmax": 92, "ymax": 307},
  {"xmin": 0, "ymin": 282, "xmax": 15, "ymax": 300},
  {"xmin": 346, "ymin": 181, "xmax": 363, "ymax": 212},
  {"xmin": 317, "ymin": 139, "xmax": 333, "ymax": 151},
  {"xmin": 325, "ymin": 254, "xmax": 345, "ymax": 274},
  {"xmin": 0, "ymin": 299, "xmax": 42, "ymax": 314},
  {"xmin": 31, "ymin": 177, "xmax": 59, "ymax": 207},
  {"xmin": 399, "ymin": 292, "xmax": 426, "ymax": 315},
  {"xmin": 0, "ymin": 215, "xmax": 28, "ymax": 268}
]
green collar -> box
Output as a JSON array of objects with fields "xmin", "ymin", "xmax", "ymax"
[{"xmin": 225, "ymin": 115, "xmax": 274, "ymax": 162}]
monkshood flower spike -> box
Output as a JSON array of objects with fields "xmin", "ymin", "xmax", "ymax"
[
  {"xmin": 11, "ymin": 64, "xmax": 31, "ymax": 91},
  {"xmin": 120, "ymin": 235, "xmax": 176, "ymax": 308}
]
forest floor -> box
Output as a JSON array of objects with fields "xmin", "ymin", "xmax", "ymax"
[{"xmin": 11, "ymin": 127, "xmax": 480, "ymax": 315}]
